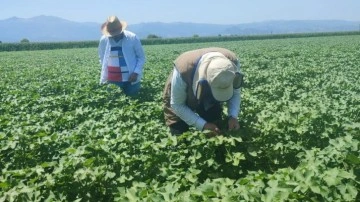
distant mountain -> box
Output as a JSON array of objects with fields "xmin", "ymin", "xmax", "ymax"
[
  {"xmin": 222, "ymin": 20, "xmax": 360, "ymax": 35},
  {"xmin": 129, "ymin": 22, "xmax": 229, "ymax": 38},
  {"xmin": 0, "ymin": 15, "xmax": 100, "ymax": 42},
  {"xmin": 0, "ymin": 15, "xmax": 359, "ymax": 43}
]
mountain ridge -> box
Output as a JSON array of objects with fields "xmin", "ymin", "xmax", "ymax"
[{"xmin": 0, "ymin": 15, "xmax": 359, "ymax": 42}]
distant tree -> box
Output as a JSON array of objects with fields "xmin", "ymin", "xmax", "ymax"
[
  {"xmin": 147, "ymin": 34, "xmax": 161, "ymax": 39},
  {"xmin": 0, "ymin": 40, "xmax": 2, "ymax": 43},
  {"xmin": 20, "ymin": 38, "xmax": 30, "ymax": 43},
  {"xmin": 193, "ymin": 34, "xmax": 199, "ymax": 38}
]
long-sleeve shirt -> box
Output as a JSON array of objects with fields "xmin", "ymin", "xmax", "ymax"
[
  {"xmin": 98, "ymin": 30, "xmax": 145, "ymax": 84},
  {"xmin": 170, "ymin": 68, "xmax": 241, "ymax": 131}
]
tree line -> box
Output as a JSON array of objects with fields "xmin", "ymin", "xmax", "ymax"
[{"xmin": 1, "ymin": 31, "xmax": 359, "ymax": 52}]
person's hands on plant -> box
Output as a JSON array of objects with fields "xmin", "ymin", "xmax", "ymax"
[
  {"xmin": 203, "ymin": 122, "xmax": 221, "ymax": 137},
  {"xmin": 228, "ymin": 117, "xmax": 240, "ymax": 131}
]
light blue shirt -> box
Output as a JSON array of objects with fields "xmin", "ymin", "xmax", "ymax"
[
  {"xmin": 98, "ymin": 30, "xmax": 145, "ymax": 84},
  {"xmin": 170, "ymin": 68, "xmax": 241, "ymax": 131}
]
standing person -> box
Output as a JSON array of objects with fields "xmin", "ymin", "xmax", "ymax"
[
  {"xmin": 98, "ymin": 15, "xmax": 146, "ymax": 97},
  {"xmin": 163, "ymin": 47, "xmax": 244, "ymax": 135}
]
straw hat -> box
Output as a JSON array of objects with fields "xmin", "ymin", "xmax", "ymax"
[
  {"xmin": 101, "ymin": 15, "xmax": 127, "ymax": 36},
  {"xmin": 193, "ymin": 52, "xmax": 237, "ymax": 102}
]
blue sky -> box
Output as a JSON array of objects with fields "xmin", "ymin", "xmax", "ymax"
[{"xmin": 0, "ymin": 0, "xmax": 359, "ymax": 24}]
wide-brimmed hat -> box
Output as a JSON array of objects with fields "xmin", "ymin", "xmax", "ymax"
[
  {"xmin": 192, "ymin": 52, "xmax": 237, "ymax": 102},
  {"xmin": 101, "ymin": 15, "xmax": 127, "ymax": 36}
]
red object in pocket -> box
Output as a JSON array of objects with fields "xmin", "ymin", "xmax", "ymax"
[{"xmin": 107, "ymin": 66, "xmax": 122, "ymax": 82}]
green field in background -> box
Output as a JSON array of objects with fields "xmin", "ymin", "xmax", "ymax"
[{"xmin": 0, "ymin": 35, "xmax": 359, "ymax": 201}]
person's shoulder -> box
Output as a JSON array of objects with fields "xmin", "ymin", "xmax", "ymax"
[
  {"xmin": 99, "ymin": 35, "xmax": 109, "ymax": 42},
  {"xmin": 123, "ymin": 30, "xmax": 138, "ymax": 38}
]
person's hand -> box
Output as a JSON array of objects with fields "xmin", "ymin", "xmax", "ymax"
[
  {"xmin": 129, "ymin": 73, "xmax": 138, "ymax": 82},
  {"xmin": 203, "ymin": 122, "xmax": 220, "ymax": 137},
  {"xmin": 228, "ymin": 117, "xmax": 240, "ymax": 131}
]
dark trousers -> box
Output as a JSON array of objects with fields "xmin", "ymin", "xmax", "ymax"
[{"xmin": 169, "ymin": 103, "xmax": 222, "ymax": 135}]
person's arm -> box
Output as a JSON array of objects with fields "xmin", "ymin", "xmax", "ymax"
[
  {"xmin": 226, "ymin": 61, "xmax": 242, "ymax": 130},
  {"xmin": 132, "ymin": 35, "xmax": 146, "ymax": 75},
  {"xmin": 228, "ymin": 60, "xmax": 242, "ymax": 117},
  {"xmin": 170, "ymin": 68, "xmax": 207, "ymax": 131},
  {"xmin": 98, "ymin": 36, "xmax": 107, "ymax": 65},
  {"xmin": 227, "ymin": 88, "xmax": 240, "ymax": 117}
]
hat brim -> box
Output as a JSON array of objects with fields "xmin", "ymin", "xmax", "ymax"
[
  {"xmin": 101, "ymin": 21, "xmax": 127, "ymax": 36},
  {"xmin": 211, "ymin": 85, "xmax": 233, "ymax": 102}
]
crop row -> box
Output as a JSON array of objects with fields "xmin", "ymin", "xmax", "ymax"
[{"xmin": 0, "ymin": 35, "xmax": 359, "ymax": 201}]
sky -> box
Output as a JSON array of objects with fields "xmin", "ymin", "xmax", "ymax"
[{"xmin": 0, "ymin": 0, "xmax": 359, "ymax": 24}]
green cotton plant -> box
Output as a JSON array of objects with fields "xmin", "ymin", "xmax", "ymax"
[
  {"xmin": 1, "ymin": 35, "xmax": 360, "ymax": 201},
  {"xmin": 289, "ymin": 135, "xmax": 359, "ymax": 201}
]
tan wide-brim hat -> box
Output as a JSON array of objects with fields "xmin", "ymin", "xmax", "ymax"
[
  {"xmin": 101, "ymin": 15, "xmax": 127, "ymax": 36},
  {"xmin": 192, "ymin": 52, "xmax": 237, "ymax": 102}
]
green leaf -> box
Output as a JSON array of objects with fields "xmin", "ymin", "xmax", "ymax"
[
  {"xmin": 345, "ymin": 154, "xmax": 360, "ymax": 165},
  {"xmin": 323, "ymin": 168, "xmax": 341, "ymax": 186},
  {"xmin": 105, "ymin": 171, "xmax": 116, "ymax": 180},
  {"xmin": 83, "ymin": 157, "xmax": 95, "ymax": 167},
  {"xmin": 0, "ymin": 182, "xmax": 9, "ymax": 189}
]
